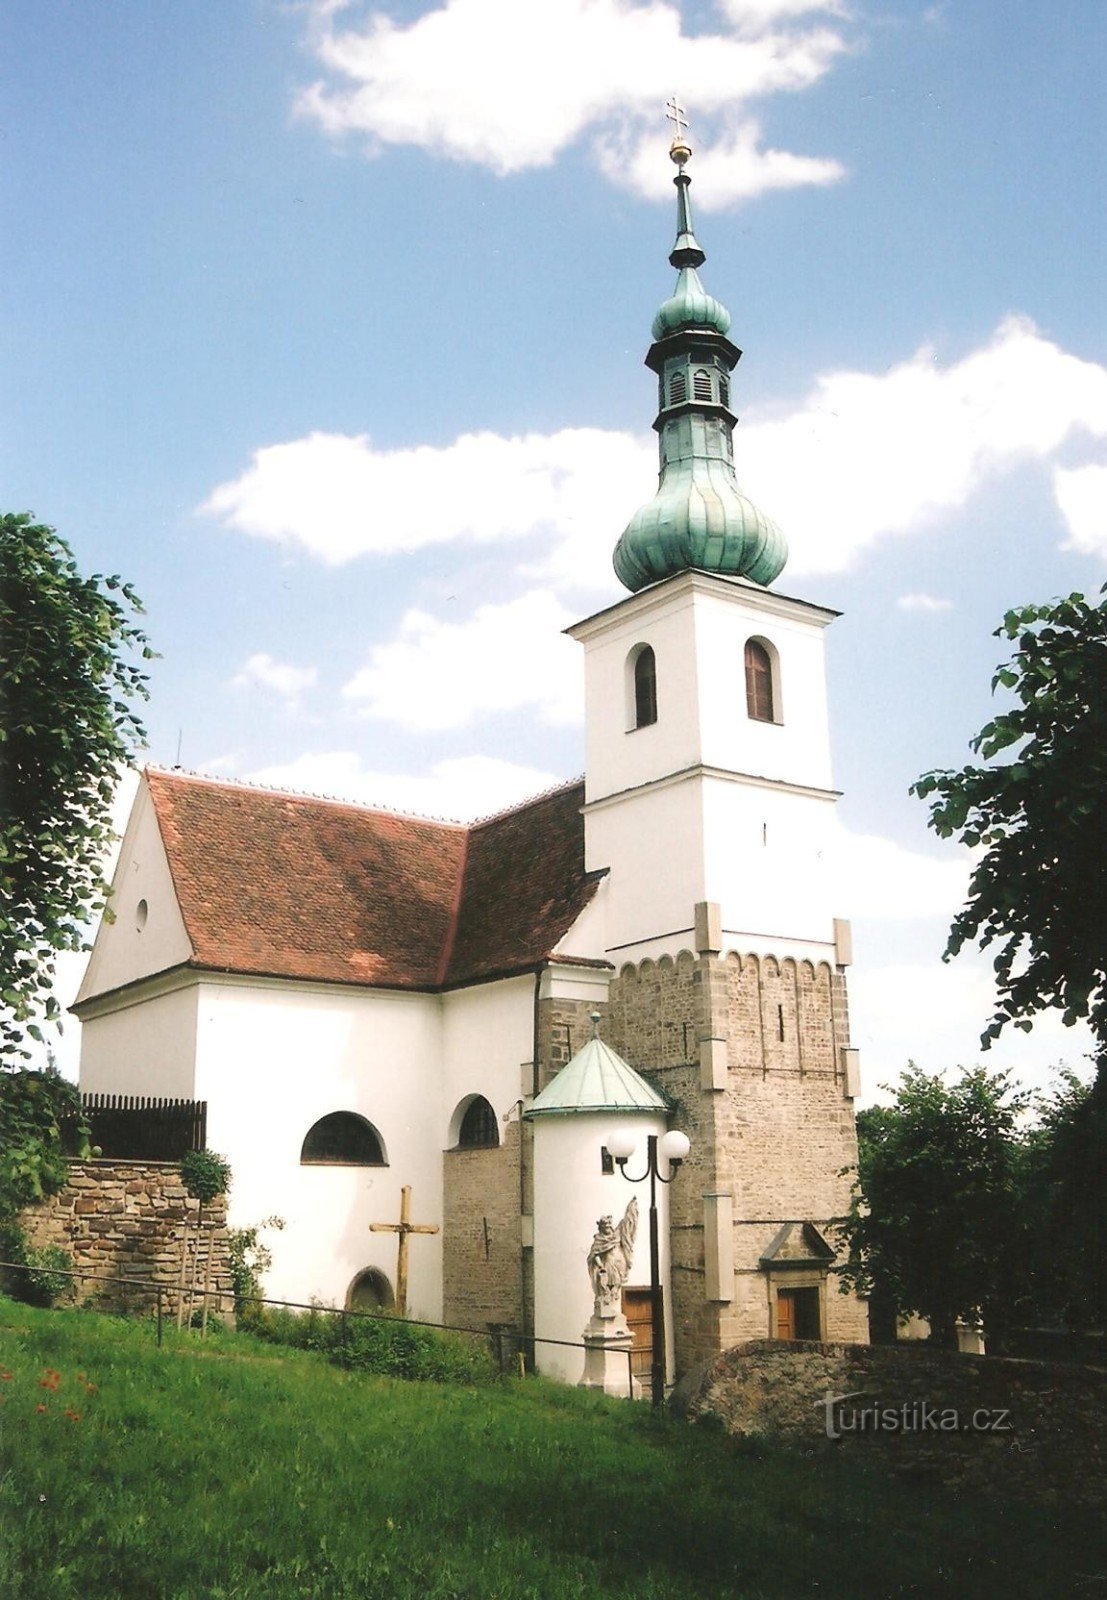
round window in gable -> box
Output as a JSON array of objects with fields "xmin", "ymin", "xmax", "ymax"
[{"xmin": 135, "ymin": 899, "xmax": 149, "ymax": 932}]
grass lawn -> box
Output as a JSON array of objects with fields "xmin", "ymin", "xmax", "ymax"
[{"xmin": 0, "ymin": 1297, "xmax": 1103, "ymax": 1599}]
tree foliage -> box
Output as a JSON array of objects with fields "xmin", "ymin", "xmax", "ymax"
[
  {"xmin": 913, "ymin": 591, "xmax": 1107, "ymax": 1051},
  {"xmin": 0, "ymin": 512, "xmax": 152, "ymax": 1060},
  {"xmin": 0, "ymin": 1066, "xmax": 91, "ymax": 1217},
  {"xmin": 838, "ymin": 1065, "xmax": 1031, "ymax": 1346}
]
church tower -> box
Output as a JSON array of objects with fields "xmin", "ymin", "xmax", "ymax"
[{"xmin": 568, "ymin": 125, "xmax": 869, "ymax": 1368}]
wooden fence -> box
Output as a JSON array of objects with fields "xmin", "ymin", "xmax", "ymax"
[{"xmin": 68, "ymin": 1094, "xmax": 208, "ymax": 1161}]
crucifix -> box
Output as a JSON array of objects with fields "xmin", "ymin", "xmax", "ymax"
[{"xmin": 369, "ymin": 1185, "xmax": 439, "ymax": 1318}]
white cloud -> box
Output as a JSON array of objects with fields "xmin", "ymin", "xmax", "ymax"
[
  {"xmin": 296, "ymin": 0, "xmax": 849, "ymax": 206},
  {"xmin": 742, "ymin": 316, "xmax": 1107, "ymax": 576},
  {"xmin": 896, "ymin": 592, "xmax": 953, "ymax": 613},
  {"xmin": 1054, "ymin": 461, "xmax": 1107, "ymax": 555},
  {"xmin": 231, "ymin": 652, "xmax": 319, "ymax": 701},
  {"xmin": 202, "ymin": 319, "xmax": 1107, "ymax": 588},
  {"xmin": 598, "ymin": 116, "xmax": 845, "ymax": 205},
  {"xmin": 830, "ymin": 826, "xmax": 971, "ymax": 924},
  {"xmin": 342, "ymin": 590, "xmax": 583, "ymax": 729},
  {"xmin": 848, "ymin": 957, "xmax": 1096, "ymax": 1103},
  {"xmin": 241, "ymin": 750, "xmax": 565, "ymax": 822},
  {"xmin": 200, "ymin": 425, "xmax": 653, "ymax": 579}
]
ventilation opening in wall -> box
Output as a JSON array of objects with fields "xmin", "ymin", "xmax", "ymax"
[{"xmin": 135, "ymin": 899, "xmax": 148, "ymax": 932}]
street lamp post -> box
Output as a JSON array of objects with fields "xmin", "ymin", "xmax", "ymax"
[{"xmin": 606, "ymin": 1128, "xmax": 691, "ymax": 1407}]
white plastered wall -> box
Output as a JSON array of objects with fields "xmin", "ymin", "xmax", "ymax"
[
  {"xmin": 440, "ymin": 976, "xmax": 535, "ymax": 1141},
  {"xmin": 530, "ymin": 1109, "xmax": 671, "ymax": 1387},
  {"xmin": 193, "ymin": 976, "xmax": 445, "ymax": 1319},
  {"xmin": 76, "ymin": 774, "xmax": 192, "ymax": 1005},
  {"xmin": 78, "ymin": 980, "xmax": 199, "ymax": 1099}
]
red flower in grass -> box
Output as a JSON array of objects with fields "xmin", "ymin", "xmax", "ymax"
[
  {"xmin": 64, "ymin": 1409, "xmax": 81, "ymax": 1423},
  {"xmin": 0, "ymin": 1369, "xmax": 12, "ymax": 1382},
  {"xmin": 35, "ymin": 1404, "xmax": 47, "ymax": 1415},
  {"xmin": 38, "ymin": 1369, "xmax": 61, "ymax": 1393}
]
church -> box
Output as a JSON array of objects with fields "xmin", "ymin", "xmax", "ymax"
[{"xmin": 74, "ymin": 130, "xmax": 869, "ymax": 1386}]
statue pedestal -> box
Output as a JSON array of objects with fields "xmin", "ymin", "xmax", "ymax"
[{"xmin": 579, "ymin": 1313, "xmax": 641, "ymax": 1399}]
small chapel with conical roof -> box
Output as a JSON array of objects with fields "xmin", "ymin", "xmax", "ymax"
[{"xmin": 75, "ymin": 128, "xmax": 869, "ymax": 1387}]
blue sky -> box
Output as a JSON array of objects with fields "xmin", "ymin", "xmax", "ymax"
[{"xmin": 4, "ymin": 0, "xmax": 1106, "ymax": 1092}]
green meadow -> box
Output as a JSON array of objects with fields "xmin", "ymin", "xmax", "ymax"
[{"xmin": 0, "ymin": 1298, "xmax": 1101, "ymax": 1599}]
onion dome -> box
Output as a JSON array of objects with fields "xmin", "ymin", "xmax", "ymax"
[
  {"xmin": 651, "ymin": 267, "xmax": 732, "ymax": 340},
  {"xmin": 612, "ymin": 131, "xmax": 787, "ymax": 593}
]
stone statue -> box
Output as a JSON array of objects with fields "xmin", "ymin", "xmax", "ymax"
[{"xmin": 587, "ymin": 1197, "xmax": 638, "ymax": 1317}]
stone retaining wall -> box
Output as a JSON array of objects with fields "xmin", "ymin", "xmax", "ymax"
[
  {"xmin": 15, "ymin": 1160, "xmax": 234, "ymax": 1323},
  {"xmin": 672, "ymin": 1339, "xmax": 1107, "ymax": 1507}
]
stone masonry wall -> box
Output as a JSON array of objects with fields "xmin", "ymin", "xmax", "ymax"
[
  {"xmin": 16, "ymin": 1160, "xmax": 234, "ymax": 1323},
  {"xmin": 717, "ymin": 952, "xmax": 868, "ymax": 1347},
  {"xmin": 673, "ymin": 1340, "xmax": 1107, "ymax": 1509},
  {"xmin": 442, "ymin": 1119, "xmax": 523, "ymax": 1332},
  {"xmin": 606, "ymin": 946, "xmax": 867, "ymax": 1377},
  {"xmin": 607, "ymin": 951, "xmax": 721, "ymax": 1373}
]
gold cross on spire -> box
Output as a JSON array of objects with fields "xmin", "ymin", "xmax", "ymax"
[{"xmin": 666, "ymin": 96, "xmax": 691, "ymax": 167}]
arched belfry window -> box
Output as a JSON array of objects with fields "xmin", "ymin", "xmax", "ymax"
[
  {"xmin": 744, "ymin": 639, "xmax": 777, "ymax": 723},
  {"xmin": 668, "ymin": 369, "xmax": 687, "ymax": 406},
  {"xmin": 457, "ymin": 1096, "xmax": 499, "ymax": 1149},
  {"xmin": 631, "ymin": 644, "xmax": 658, "ymax": 729},
  {"xmin": 301, "ymin": 1112, "xmax": 387, "ymax": 1166},
  {"xmin": 718, "ymin": 374, "xmax": 730, "ymax": 408},
  {"xmin": 693, "ymin": 368, "xmax": 712, "ymax": 402}
]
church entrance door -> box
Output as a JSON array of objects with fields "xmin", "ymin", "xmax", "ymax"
[
  {"xmin": 622, "ymin": 1287, "xmax": 654, "ymax": 1380},
  {"xmin": 775, "ymin": 1286, "xmax": 820, "ymax": 1340}
]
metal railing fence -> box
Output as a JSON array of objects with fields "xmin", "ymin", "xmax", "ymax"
[{"xmin": 0, "ymin": 1262, "xmax": 646, "ymax": 1400}]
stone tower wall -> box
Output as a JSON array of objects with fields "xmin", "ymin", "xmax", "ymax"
[{"xmin": 606, "ymin": 946, "xmax": 867, "ymax": 1377}]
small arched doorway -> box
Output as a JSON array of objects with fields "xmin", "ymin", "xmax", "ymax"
[{"xmin": 346, "ymin": 1267, "xmax": 395, "ymax": 1312}]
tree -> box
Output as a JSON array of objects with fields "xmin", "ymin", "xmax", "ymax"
[
  {"xmin": 913, "ymin": 590, "xmax": 1107, "ymax": 1053},
  {"xmin": 0, "ymin": 513, "xmax": 152, "ymax": 1062},
  {"xmin": 838, "ymin": 1065, "xmax": 1031, "ymax": 1348}
]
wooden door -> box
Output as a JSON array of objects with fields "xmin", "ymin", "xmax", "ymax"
[
  {"xmin": 775, "ymin": 1289, "xmax": 796, "ymax": 1340},
  {"xmin": 623, "ymin": 1288, "xmax": 654, "ymax": 1380}
]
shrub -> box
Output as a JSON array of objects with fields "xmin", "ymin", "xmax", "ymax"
[
  {"xmin": 179, "ymin": 1149, "xmax": 231, "ymax": 1203},
  {"xmin": 246, "ymin": 1303, "xmax": 497, "ymax": 1384},
  {"xmin": 226, "ymin": 1215, "xmax": 284, "ymax": 1321},
  {"xmin": 0, "ymin": 1222, "xmax": 73, "ymax": 1307}
]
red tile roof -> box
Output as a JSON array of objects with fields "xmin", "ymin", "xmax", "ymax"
[{"xmin": 143, "ymin": 769, "xmax": 602, "ymax": 993}]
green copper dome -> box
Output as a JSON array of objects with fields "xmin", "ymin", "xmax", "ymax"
[
  {"xmin": 651, "ymin": 265, "xmax": 732, "ymax": 340},
  {"xmin": 613, "ymin": 138, "xmax": 787, "ymax": 594}
]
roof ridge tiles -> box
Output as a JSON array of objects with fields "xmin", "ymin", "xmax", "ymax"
[
  {"xmin": 144, "ymin": 764, "xmax": 469, "ymax": 828},
  {"xmin": 144, "ymin": 765, "xmax": 586, "ymax": 833},
  {"xmin": 467, "ymin": 775, "xmax": 586, "ymax": 830}
]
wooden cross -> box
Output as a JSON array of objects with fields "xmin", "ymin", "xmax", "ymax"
[
  {"xmin": 369, "ymin": 1185, "xmax": 439, "ymax": 1318},
  {"xmin": 665, "ymin": 96, "xmax": 688, "ymax": 143}
]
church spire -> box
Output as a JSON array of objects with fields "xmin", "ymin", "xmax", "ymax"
[{"xmin": 612, "ymin": 111, "xmax": 787, "ymax": 594}]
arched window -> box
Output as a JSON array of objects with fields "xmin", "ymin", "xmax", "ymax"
[
  {"xmin": 457, "ymin": 1096, "xmax": 498, "ymax": 1149},
  {"xmin": 346, "ymin": 1268, "xmax": 394, "ymax": 1311},
  {"xmin": 300, "ymin": 1112, "xmax": 387, "ymax": 1166},
  {"xmin": 718, "ymin": 374, "xmax": 730, "ymax": 408},
  {"xmin": 633, "ymin": 645, "xmax": 657, "ymax": 729},
  {"xmin": 744, "ymin": 639, "xmax": 776, "ymax": 723},
  {"xmin": 693, "ymin": 368, "xmax": 712, "ymax": 402},
  {"xmin": 668, "ymin": 369, "xmax": 687, "ymax": 405}
]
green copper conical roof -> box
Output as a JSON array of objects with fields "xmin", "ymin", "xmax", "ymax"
[
  {"xmin": 526, "ymin": 1027, "xmax": 667, "ymax": 1119},
  {"xmin": 613, "ymin": 137, "xmax": 787, "ymax": 593}
]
